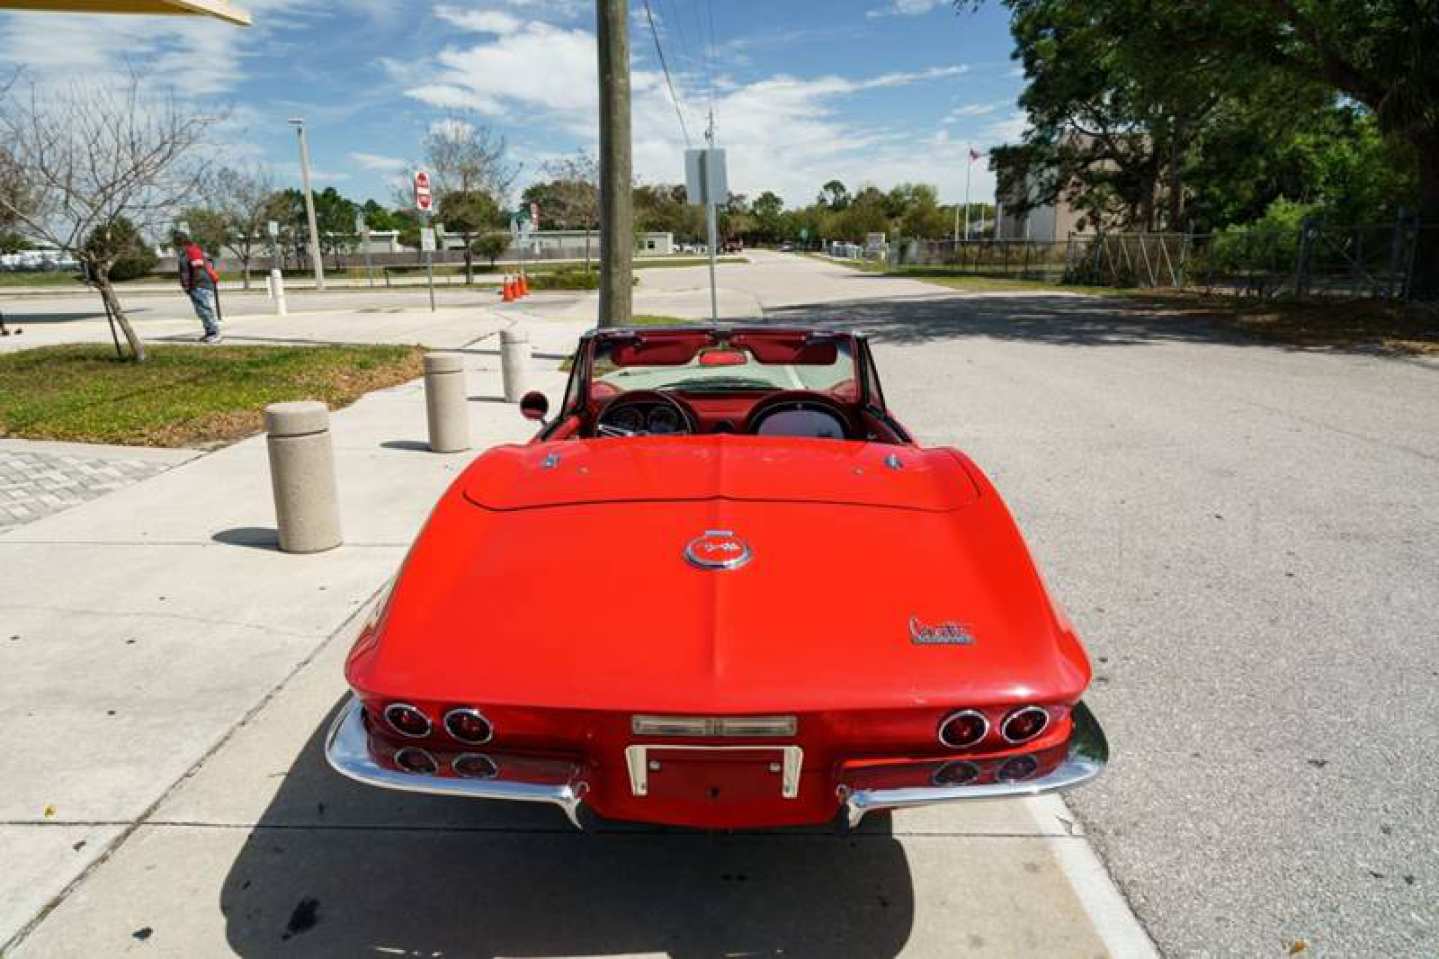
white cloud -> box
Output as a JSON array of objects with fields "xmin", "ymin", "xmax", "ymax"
[
  {"xmin": 867, "ymin": 0, "xmax": 948, "ymax": 19},
  {"xmin": 945, "ymin": 102, "xmax": 999, "ymax": 122},
  {"xmin": 435, "ymin": 6, "xmax": 523, "ymax": 34},
  {"xmin": 350, "ymin": 152, "xmax": 409, "ymax": 173},
  {"xmin": 981, "ymin": 111, "xmax": 1029, "ymax": 145}
]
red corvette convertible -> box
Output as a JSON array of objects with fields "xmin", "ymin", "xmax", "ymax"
[{"xmin": 327, "ymin": 325, "xmax": 1106, "ymax": 829}]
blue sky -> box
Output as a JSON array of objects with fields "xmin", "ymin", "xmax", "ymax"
[{"xmin": 0, "ymin": 0, "xmax": 1025, "ymax": 209}]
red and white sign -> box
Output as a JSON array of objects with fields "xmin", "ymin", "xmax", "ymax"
[
  {"xmin": 413, "ymin": 170, "xmax": 433, "ymax": 213},
  {"xmin": 529, "ymin": 201, "xmax": 540, "ymax": 229}
]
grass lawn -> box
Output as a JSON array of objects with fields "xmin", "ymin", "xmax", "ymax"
[
  {"xmin": 0, "ymin": 343, "xmax": 425, "ymax": 447},
  {"xmin": 629, "ymin": 314, "xmax": 693, "ymax": 325}
]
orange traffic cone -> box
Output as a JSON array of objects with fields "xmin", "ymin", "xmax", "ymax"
[
  {"xmin": 501, "ymin": 275, "xmax": 515, "ymax": 302},
  {"xmin": 518, "ymin": 272, "xmax": 529, "ymax": 296}
]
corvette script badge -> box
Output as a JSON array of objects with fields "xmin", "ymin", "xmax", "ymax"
[
  {"xmin": 684, "ymin": 530, "xmax": 751, "ymax": 570},
  {"xmin": 909, "ymin": 617, "xmax": 975, "ymax": 645}
]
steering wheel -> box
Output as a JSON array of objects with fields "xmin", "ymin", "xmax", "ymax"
[
  {"xmin": 742, "ymin": 391, "xmax": 858, "ymax": 440},
  {"xmin": 595, "ymin": 390, "xmax": 698, "ymax": 437}
]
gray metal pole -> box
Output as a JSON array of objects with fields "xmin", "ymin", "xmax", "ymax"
[
  {"xmin": 596, "ymin": 0, "xmax": 633, "ymax": 328},
  {"xmin": 291, "ymin": 119, "xmax": 326, "ymax": 291},
  {"xmin": 424, "ymin": 213, "xmax": 436, "ymax": 312}
]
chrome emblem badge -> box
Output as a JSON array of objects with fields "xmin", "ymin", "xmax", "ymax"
[
  {"xmin": 909, "ymin": 617, "xmax": 975, "ymax": 645},
  {"xmin": 684, "ymin": 530, "xmax": 751, "ymax": 570}
]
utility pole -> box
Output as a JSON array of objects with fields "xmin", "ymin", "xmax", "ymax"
[
  {"xmin": 704, "ymin": 110, "xmax": 719, "ymax": 324},
  {"xmin": 963, "ymin": 143, "xmax": 974, "ymax": 242},
  {"xmin": 288, "ymin": 118, "xmax": 326, "ymax": 291},
  {"xmin": 596, "ymin": 0, "xmax": 633, "ymax": 327}
]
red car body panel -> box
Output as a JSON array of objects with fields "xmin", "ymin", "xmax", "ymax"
[{"xmin": 332, "ymin": 327, "xmax": 1104, "ymax": 830}]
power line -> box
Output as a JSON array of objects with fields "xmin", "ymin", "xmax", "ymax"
[{"xmin": 642, "ymin": 0, "xmax": 692, "ymax": 147}]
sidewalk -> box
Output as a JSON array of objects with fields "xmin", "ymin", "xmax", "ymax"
[{"xmin": 0, "ymin": 312, "xmax": 1154, "ymax": 957}]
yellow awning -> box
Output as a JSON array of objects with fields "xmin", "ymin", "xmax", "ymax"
[{"xmin": 1, "ymin": 0, "xmax": 250, "ymax": 26}]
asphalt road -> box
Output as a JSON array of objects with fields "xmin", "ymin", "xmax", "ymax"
[{"xmin": 744, "ymin": 253, "xmax": 1437, "ymax": 957}]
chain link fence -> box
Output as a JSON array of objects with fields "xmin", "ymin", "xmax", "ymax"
[{"xmin": 891, "ymin": 216, "xmax": 1435, "ymax": 301}]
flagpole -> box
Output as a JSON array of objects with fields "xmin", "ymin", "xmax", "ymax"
[{"xmin": 963, "ymin": 145, "xmax": 973, "ymax": 241}]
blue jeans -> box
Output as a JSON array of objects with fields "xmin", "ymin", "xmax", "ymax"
[{"xmin": 188, "ymin": 287, "xmax": 219, "ymax": 335}]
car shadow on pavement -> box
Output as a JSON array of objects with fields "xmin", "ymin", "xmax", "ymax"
[
  {"xmin": 219, "ymin": 699, "xmax": 917, "ymax": 958},
  {"xmin": 764, "ymin": 294, "xmax": 1260, "ymax": 350},
  {"xmin": 378, "ymin": 439, "xmax": 432, "ymax": 452}
]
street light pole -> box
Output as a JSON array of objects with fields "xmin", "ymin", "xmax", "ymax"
[{"xmin": 288, "ymin": 117, "xmax": 326, "ymax": 291}]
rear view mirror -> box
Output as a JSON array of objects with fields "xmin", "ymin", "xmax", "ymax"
[{"xmin": 520, "ymin": 391, "xmax": 549, "ymax": 421}]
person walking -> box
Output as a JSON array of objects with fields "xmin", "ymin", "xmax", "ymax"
[{"xmin": 176, "ymin": 232, "xmax": 222, "ymax": 343}]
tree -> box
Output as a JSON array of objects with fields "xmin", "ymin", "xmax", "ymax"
[
  {"xmin": 213, "ymin": 166, "xmax": 275, "ymax": 289},
  {"xmin": 182, "ymin": 207, "xmax": 229, "ymax": 257},
  {"xmin": 437, "ymin": 189, "xmax": 502, "ymax": 282},
  {"xmin": 472, "ymin": 231, "xmax": 509, "ymax": 268},
  {"xmin": 752, "ymin": 191, "xmax": 785, "ymax": 243},
  {"xmin": 312, "ymin": 187, "xmax": 358, "ymax": 269},
  {"xmin": 84, "ymin": 217, "xmax": 157, "ymax": 282},
  {"xmin": 420, "ymin": 117, "xmax": 516, "ymax": 279},
  {"xmin": 525, "ymin": 151, "xmax": 600, "ymax": 268},
  {"xmin": 818, "ymin": 179, "xmax": 850, "ymax": 210},
  {"xmin": 0, "ymin": 73, "xmax": 216, "ymax": 360}
]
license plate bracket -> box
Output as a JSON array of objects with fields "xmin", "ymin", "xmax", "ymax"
[{"xmin": 624, "ymin": 745, "xmax": 803, "ymax": 799}]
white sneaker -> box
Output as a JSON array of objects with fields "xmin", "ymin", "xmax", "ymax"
[{"xmin": 202, "ymin": 332, "xmax": 223, "ymax": 344}]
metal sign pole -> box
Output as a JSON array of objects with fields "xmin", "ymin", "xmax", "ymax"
[{"xmin": 424, "ymin": 214, "xmax": 436, "ymax": 313}]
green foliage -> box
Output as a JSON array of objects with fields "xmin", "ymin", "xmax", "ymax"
[
  {"xmin": 83, "ymin": 217, "xmax": 157, "ymax": 281},
  {"xmin": 471, "ymin": 231, "xmax": 509, "ymax": 266},
  {"xmin": 527, "ymin": 268, "xmax": 601, "ymax": 291},
  {"xmin": 1206, "ymin": 198, "xmax": 1314, "ymax": 274},
  {"xmin": 0, "ymin": 230, "xmax": 26, "ymax": 255}
]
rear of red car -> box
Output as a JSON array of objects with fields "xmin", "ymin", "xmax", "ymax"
[{"xmin": 328, "ymin": 436, "xmax": 1106, "ymax": 829}]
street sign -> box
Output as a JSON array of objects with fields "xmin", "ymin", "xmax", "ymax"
[
  {"xmin": 509, "ymin": 216, "xmax": 519, "ymax": 238},
  {"xmin": 420, "ymin": 227, "xmax": 436, "ymax": 252},
  {"xmin": 355, "ymin": 212, "xmax": 369, "ymax": 238},
  {"xmin": 799, "ymin": 227, "xmax": 809, "ymax": 240},
  {"xmin": 530, "ymin": 201, "xmax": 540, "ymax": 230},
  {"xmin": 267, "ymin": 220, "xmax": 279, "ymax": 239},
  {"xmin": 685, "ymin": 148, "xmax": 728, "ymax": 206},
  {"xmin": 413, "ymin": 170, "xmax": 433, "ymax": 213}
]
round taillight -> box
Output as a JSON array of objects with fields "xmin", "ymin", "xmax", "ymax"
[
  {"xmin": 932, "ymin": 760, "xmax": 979, "ymax": 786},
  {"xmin": 1000, "ymin": 706, "xmax": 1049, "ymax": 744},
  {"xmin": 443, "ymin": 708, "xmax": 493, "ymax": 744},
  {"xmin": 997, "ymin": 754, "xmax": 1040, "ymax": 782},
  {"xmin": 383, "ymin": 703, "xmax": 432, "ymax": 738},
  {"xmin": 393, "ymin": 747, "xmax": 437, "ymax": 775},
  {"xmin": 938, "ymin": 709, "xmax": 989, "ymax": 749},
  {"xmin": 453, "ymin": 753, "xmax": 499, "ymax": 779}
]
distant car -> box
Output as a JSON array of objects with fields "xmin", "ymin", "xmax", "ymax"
[
  {"xmin": 326, "ymin": 325, "xmax": 1107, "ymax": 830},
  {"xmin": 779, "ymin": 242, "xmax": 795, "ymax": 252}
]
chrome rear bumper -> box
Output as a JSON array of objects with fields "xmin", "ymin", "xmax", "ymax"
[
  {"xmin": 324, "ymin": 697, "xmax": 587, "ymax": 827},
  {"xmin": 839, "ymin": 700, "xmax": 1108, "ymax": 828},
  {"xmin": 325, "ymin": 696, "xmax": 1107, "ymax": 832}
]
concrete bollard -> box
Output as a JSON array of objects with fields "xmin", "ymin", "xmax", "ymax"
[
  {"xmin": 264, "ymin": 401, "xmax": 342, "ymax": 554},
  {"xmin": 500, "ymin": 327, "xmax": 530, "ymax": 403},
  {"xmin": 271, "ymin": 268, "xmax": 288, "ymax": 316},
  {"xmin": 423, "ymin": 352, "xmax": 471, "ymax": 453}
]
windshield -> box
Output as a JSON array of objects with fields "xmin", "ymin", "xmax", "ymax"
[{"xmin": 588, "ymin": 332, "xmax": 857, "ymax": 399}]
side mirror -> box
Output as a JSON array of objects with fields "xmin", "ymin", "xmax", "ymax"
[{"xmin": 519, "ymin": 391, "xmax": 550, "ymax": 422}]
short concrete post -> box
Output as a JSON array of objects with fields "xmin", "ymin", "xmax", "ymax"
[
  {"xmin": 500, "ymin": 327, "xmax": 530, "ymax": 403},
  {"xmin": 271, "ymin": 268, "xmax": 288, "ymax": 316},
  {"xmin": 264, "ymin": 401, "xmax": 342, "ymax": 554},
  {"xmin": 423, "ymin": 352, "xmax": 470, "ymax": 452}
]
